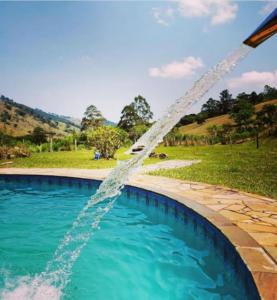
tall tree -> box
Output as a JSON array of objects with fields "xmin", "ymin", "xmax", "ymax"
[
  {"xmin": 256, "ymin": 104, "xmax": 277, "ymax": 131},
  {"xmin": 177, "ymin": 114, "xmax": 197, "ymax": 126},
  {"xmin": 231, "ymin": 100, "xmax": 254, "ymax": 129},
  {"xmin": 249, "ymin": 91, "xmax": 263, "ymax": 105},
  {"xmin": 31, "ymin": 127, "xmax": 47, "ymax": 145},
  {"xmin": 219, "ymin": 89, "xmax": 234, "ymax": 114},
  {"xmin": 81, "ymin": 105, "xmax": 105, "ymax": 131},
  {"xmin": 254, "ymin": 104, "xmax": 277, "ymax": 148},
  {"xmin": 263, "ymin": 85, "xmax": 277, "ymax": 100},
  {"xmin": 118, "ymin": 95, "xmax": 153, "ymax": 132},
  {"xmin": 132, "ymin": 95, "xmax": 153, "ymax": 124},
  {"xmin": 201, "ymin": 98, "xmax": 221, "ymax": 118}
]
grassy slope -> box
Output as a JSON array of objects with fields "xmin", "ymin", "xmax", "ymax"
[
  {"xmin": 180, "ymin": 99, "xmax": 277, "ymax": 136},
  {"xmin": 2, "ymin": 139, "xmax": 276, "ymax": 199}
]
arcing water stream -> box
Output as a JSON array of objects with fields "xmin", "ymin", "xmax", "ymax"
[{"xmin": 2, "ymin": 44, "xmax": 251, "ymax": 300}]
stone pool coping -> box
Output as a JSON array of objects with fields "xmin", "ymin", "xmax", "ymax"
[{"xmin": 0, "ymin": 168, "xmax": 276, "ymax": 300}]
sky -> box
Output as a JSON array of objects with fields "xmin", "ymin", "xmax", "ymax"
[{"xmin": 0, "ymin": 1, "xmax": 276, "ymax": 123}]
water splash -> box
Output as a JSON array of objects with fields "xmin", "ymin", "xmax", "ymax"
[{"xmin": 1, "ymin": 44, "xmax": 251, "ymax": 299}]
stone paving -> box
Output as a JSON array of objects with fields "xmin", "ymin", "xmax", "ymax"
[{"xmin": 0, "ymin": 167, "xmax": 276, "ymax": 299}]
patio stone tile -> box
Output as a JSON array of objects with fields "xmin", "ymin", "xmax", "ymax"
[
  {"xmin": 220, "ymin": 226, "xmax": 260, "ymax": 247},
  {"xmin": 249, "ymin": 233, "xmax": 277, "ymax": 247},
  {"xmin": 245, "ymin": 202, "xmax": 277, "ymax": 213},
  {"xmin": 237, "ymin": 247, "xmax": 277, "ymax": 272},
  {"xmin": 246, "ymin": 211, "xmax": 271, "ymax": 218},
  {"xmin": 237, "ymin": 223, "xmax": 277, "ymax": 234},
  {"xmin": 259, "ymin": 217, "xmax": 277, "ymax": 226},
  {"xmin": 252, "ymin": 272, "xmax": 277, "ymax": 300},
  {"xmin": 265, "ymin": 246, "xmax": 277, "ymax": 262},
  {"xmin": 220, "ymin": 210, "xmax": 250, "ymax": 221},
  {"xmin": 225, "ymin": 204, "xmax": 246, "ymax": 211},
  {"xmin": 207, "ymin": 204, "xmax": 230, "ymax": 211}
]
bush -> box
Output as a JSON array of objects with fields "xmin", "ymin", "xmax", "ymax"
[
  {"xmin": 164, "ymin": 128, "xmax": 183, "ymax": 146},
  {"xmin": 128, "ymin": 124, "xmax": 148, "ymax": 142},
  {"xmin": 77, "ymin": 144, "xmax": 86, "ymax": 150},
  {"xmin": 1, "ymin": 111, "xmax": 11, "ymax": 123},
  {"xmin": 88, "ymin": 126, "xmax": 127, "ymax": 159},
  {"xmin": 0, "ymin": 145, "xmax": 31, "ymax": 160}
]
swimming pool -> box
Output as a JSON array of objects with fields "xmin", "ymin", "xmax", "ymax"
[{"xmin": 0, "ymin": 175, "xmax": 260, "ymax": 300}]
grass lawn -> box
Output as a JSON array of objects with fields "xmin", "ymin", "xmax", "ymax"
[
  {"xmin": 0, "ymin": 148, "xmax": 131, "ymax": 169},
  {"xmin": 150, "ymin": 139, "xmax": 277, "ymax": 199},
  {"xmin": 1, "ymin": 139, "xmax": 276, "ymax": 199}
]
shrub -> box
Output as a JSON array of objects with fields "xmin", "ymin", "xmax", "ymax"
[
  {"xmin": 77, "ymin": 144, "xmax": 86, "ymax": 150},
  {"xmin": 128, "ymin": 124, "xmax": 148, "ymax": 143},
  {"xmin": 88, "ymin": 126, "xmax": 126, "ymax": 159},
  {"xmin": 1, "ymin": 111, "xmax": 11, "ymax": 123},
  {"xmin": 164, "ymin": 128, "xmax": 183, "ymax": 146},
  {"xmin": 0, "ymin": 145, "xmax": 31, "ymax": 160}
]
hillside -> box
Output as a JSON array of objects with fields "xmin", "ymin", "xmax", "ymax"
[
  {"xmin": 0, "ymin": 96, "xmax": 81, "ymax": 137},
  {"xmin": 180, "ymin": 99, "xmax": 277, "ymax": 136}
]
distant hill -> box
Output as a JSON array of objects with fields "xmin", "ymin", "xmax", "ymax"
[
  {"xmin": 180, "ymin": 99, "xmax": 277, "ymax": 136},
  {"xmin": 0, "ymin": 96, "xmax": 81, "ymax": 137}
]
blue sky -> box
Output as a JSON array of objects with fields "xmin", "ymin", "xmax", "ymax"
[{"xmin": 0, "ymin": 1, "xmax": 276, "ymax": 122}]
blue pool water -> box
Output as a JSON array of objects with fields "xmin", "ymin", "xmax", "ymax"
[{"xmin": 0, "ymin": 175, "xmax": 259, "ymax": 300}]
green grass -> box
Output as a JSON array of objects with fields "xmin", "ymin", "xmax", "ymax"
[
  {"xmin": 0, "ymin": 148, "xmax": 131, "ymax": 169},
  {"xmin": 150, "ymin": 139, "xmax": 277, "ymax": 199},
  {"xmin": 1, "ymin": 140, "xmax": 276, "ymax": 199}
]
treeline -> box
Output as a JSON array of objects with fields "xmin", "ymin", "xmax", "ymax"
[{"xmin": 177, "ymin": 85, "xmax": 277, "ymax": 126}]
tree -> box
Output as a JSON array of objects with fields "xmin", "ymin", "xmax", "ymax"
[
  {"xmin": 249, "ymin": 91, "xmax": 263, "ymax": 105},
  {"xmin": 263, "ymin": 85, "xmax": 277, "ymax": 100},
  {"xmin": 256, "ymin": 104, "xmax": 277, "ymax": 131},
  {"xmin": 252, "ymin": 104, "xmax": 277, "ymax": 149},
  {"xmin": 231, "ymin": 100, "xmax": 254, "ymax": 130},
  {"xmin": 195, "ymin": 112, "xmax": 207, "ymax": 124},
  {"xmin": 31, "ymin": 127, "xmax": 47, "ymax": 145},
  {"xmin": 132, "ymin": 95, "xmax": 153, "ymax": 124},
  {"xmin": 220, "ymin": 124, "xmax": 233, "ymax": 144},
  {"xmin": 0, "ymin": 111, "xmax": 11, "ymax": 123},
  {"xmin": 88, "ymin": 126, "xmax": 128, "ymax": 159},
  {"xmin": 218, "ymin": 89, "xmax": 234, "ymax": 114},
  {"xmin": 201, "ymin": 98, "xmax": 221, "ymax": 117},
  {"xmin": 118, "ymin": 95, "xmax": 153, "ymax": 131},
  {"xmin": 117, "ymin": 104, "xmax": 138, "ymax": 131},
  {"xmin": 177, "ymin": 114, "xmax": 197, "ymax": 126},
  {"xmin": 81, "ymin": 105, "xmax": 105, "ymax": 131},
  {"xmin": 128, "ymin": 124, "xmax": 149, "ymax": 142},
  {"xmin": 207, "ymin": 124, "xmax": 233, "ymax": 144}
]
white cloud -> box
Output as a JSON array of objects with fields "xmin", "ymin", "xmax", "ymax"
[
  {"xmin": 228, "ymin": 70, "xmax": 277, "ymax": 90},
  {"xmin": 149, "ymin": 56, "xmax": 204, "ymax": 79},
  {"xmin": 260, "ymin": 1, "xmax": 277, "ymax": 15},
  {"xmin": 177, "ymin": 0, "xmax": 238, "ymax": 25},
  {"xmin": 152, "ymin": 7, "xmax": 174, "ymax": 26}
]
